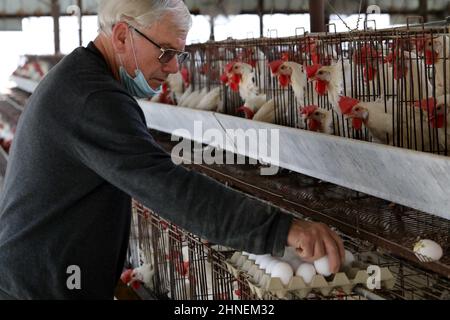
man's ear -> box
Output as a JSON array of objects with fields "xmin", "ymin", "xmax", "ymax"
[{"xmin": 111, "ymin": 22, "xmax": 129, "ymax": 54}]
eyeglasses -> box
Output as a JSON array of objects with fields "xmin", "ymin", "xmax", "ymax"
[{"xmin": 130, "ymin": 26, "xmax": 190, "ymax": 64}]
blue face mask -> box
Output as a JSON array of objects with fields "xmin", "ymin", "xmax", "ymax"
[
  {"xmin": 119, "ymin": 67, "xmax": 161, "ymax": 98},
  {"xmin": 118, "ymin": 30, "xmax": 162, "ymax": 99}
]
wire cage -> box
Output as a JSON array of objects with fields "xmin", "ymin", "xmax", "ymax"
[
  {"xmin": 127, "ymin": 199, "xmax": 450, "ymax": 300},
  {"xmin": 177, "ymin": 18, "xmax": 450, "ymax": 156},
  {"xmin": 127, "ymin": 200, "xmax": 258, "ymax": 300}
]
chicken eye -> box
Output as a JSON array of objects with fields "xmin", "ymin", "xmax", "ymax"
[
  {"xmin": 252, "ymin": 77, "xmax": 255, "ymax": 83},
  {"xmin": 355, "ymin": 107, "xmax": 360, "ymax": 111},
  {"xmin": 314, "ymin": 112, "xmax": 320, "ymax": 116},
  {"xmin": 318, "ymin": 71, "xmax": 323, "ymax": 75}
]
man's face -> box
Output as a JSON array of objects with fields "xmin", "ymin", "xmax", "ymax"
[{"xmin": 118, "ymin": 14, "xmax": 187, "ymax": 90}]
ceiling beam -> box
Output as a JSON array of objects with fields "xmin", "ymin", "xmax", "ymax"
[{"xmin": 0, "ymin": 11, "xmax": 97, "ymax": 18}]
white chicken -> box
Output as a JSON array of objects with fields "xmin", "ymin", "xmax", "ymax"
[
  {"xmin": 420, "ymin": 35, "xmax": 450, "ymax": 97},
  {"xmin": 339, "ymin": 96, "xmax": 395, "ymax": 145},
  {"xmin": 150, "ymin": 82, "xmax": 176, "ymax": 105},
  {"xmin": 184, "ymin": 87, "xmax": 209, "ymax": 109},
  {"xmin": 196, "ymin": 86, "xmax": 222, "ymax": 111},
  {"xmin": 120, "ymin": 264, "xmax": 154, "ymax": 290},
  {"xmin": 252, "ymin": 99, "xmax": 275, "ymax": 123},
  {"xmin": 352, "ymin": 45, "xmax": 395, "ymax": 98},
  {"xmin": 415, "ymin": 94, "xmax": 450, "ymax": 151},
  {"xmin": 384, "ymin": 49, "xmax": 432, "ymax": 103},
  {"xmin": 269, "ymin": 59, "xmax": 308, "ymax": 106},
  {"xmin": 150, "ymin": 70, "xmax": 187, "ymax": 105},
  {"xmin": 240, "ymin": 46, "xmax": 268, "ymax": 91},
  {"xmin": 220, "ymin": 61, "xmax": 259, "ymax": 101},
  {"xmin": 300, "ymin": 105, "xmax": 335, "ymax": 135},
  {"xmin": 221, "ymin": 61, "xmax": 272, "ymax": 119},
  {"xmin": 0, "ymin": 122, "xmax": 14, "ymax": 153},
  {"xmin": 166, "ymin": 71, "xmax": 185, "ymax": 103},
  {"xmin": 236, "ymin": 94, "xmax": 268, "ymax": 119},
  {"xmin": 340, "ymin": 96, "xmax": 431, "ymax": 149},
  {"xmin": 309, "ymin": 59, "xmax": 352, "ymax": 111}
]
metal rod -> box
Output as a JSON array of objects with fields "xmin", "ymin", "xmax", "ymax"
[
  {"xmin": 354, "ymin": 286, "xmax": 386, "ymax": 300},
  {"xmin": 419, "ymin": 0, "xmax": 428, "ymax": 23},
  {"xmin": 77, "ymin": 0, "xmax": 83, "ymax": 46},
  {"xmin": 258, "ymin": 0, "xmax": 264, "ymax": 38},
  {"xmin": 51, "ymin": 0, "xmax": 60, "ymax": 54}
]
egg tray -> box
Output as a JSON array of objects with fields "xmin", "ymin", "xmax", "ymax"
[{"xmin": 225, "ymin": 252, "xmax": 396, "ymax": 299}]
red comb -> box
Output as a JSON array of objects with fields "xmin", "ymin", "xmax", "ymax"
[
  {"xmin": 236, "ymin": 106, "xmax": 255, "ymax": 119},
  {"xmin": 338, "ymin": 96, "xmax": 360, "ymax": 114},
  {"xmin": 352, "ymin": 118, "xmax": 363, "ymax": 130},
  {"xmin": 415, "ymin": 97, "xmax": 436, "ymax": 112},
  {"xmin": 301, "ymin": 38, "xmax": 317, "ymax": 53},
  {"xmin": 199, "ymin": 63, "xmax": 209, "ymax": 75},
  {"xmin": 354, "ymin": 45, "xmax": 381, "ymax": 64},
  {"xmin": 414, "ymin": 37, "xmax": 426, "ymax": 52},
  {"xmin": 224, "ymin": 61, "xmax": 236, "ymax": 74},
  {"xmin": 220, "ymin": 73, "xmax": 229, "ymax": 84},
  {"xmin": 425, "ymin": 50, "xmax": 438, "ymax": 65},
  {"xmin": 120, "ymin": 269, "xmax": 133, "ymax": 284},
  {"xmin": 131, "ymin": 281, "xmax": 141, "ymax": 289},
  {"xmin": 180, "ymin": 66, "xmax": 190, "ymax": 85},
  {"xmin": 306, "ymin": 64, "xmax": 322, "ymax": 78},
  {"xmin": 269, "ymin": 60, "xmax": 285, "ymax": 74},
  {"xmin": 301, "ymin": 105, "xmax": 319, "ymax": 116}
]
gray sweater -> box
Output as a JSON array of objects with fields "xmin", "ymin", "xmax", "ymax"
[{"xmin": 0, "ymin": 42, "xmax": 292, "ymax": 299}]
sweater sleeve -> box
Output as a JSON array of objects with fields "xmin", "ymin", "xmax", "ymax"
[{"xmin": 72, "ymin": 90, "xmax": 293, "ymax": 256}]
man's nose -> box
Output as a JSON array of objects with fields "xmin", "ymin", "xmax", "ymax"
[{"xmin": 162, "ymin": 56, "xmax": 180, "ymax": 74}]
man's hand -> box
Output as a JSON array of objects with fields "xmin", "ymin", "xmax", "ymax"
[{"xmin": 287, "ymin": 219, "xmax": 345, "ymax": 273}]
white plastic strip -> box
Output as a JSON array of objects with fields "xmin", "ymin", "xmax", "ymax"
[
  {"xmin": 9, "ymin": 76, "xmax": 38, "ymax": 94},
  {"xmin": 138, "ymin": 100, "xmax": 450, "ymax": 221}
]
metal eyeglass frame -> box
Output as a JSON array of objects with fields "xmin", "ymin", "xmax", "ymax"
[{"xmin": 129, "ymin": 25, "xmax": 190, "ymax": 65}]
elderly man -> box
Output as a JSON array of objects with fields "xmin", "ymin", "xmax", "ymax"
[{"xmin": 0, "ymin": 0, "xmax": 344, "ymax": 299}]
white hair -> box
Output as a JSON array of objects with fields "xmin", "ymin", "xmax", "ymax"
[{"xmin": 98, "ymin": 0, "xmax": 192, "ymax": 35}]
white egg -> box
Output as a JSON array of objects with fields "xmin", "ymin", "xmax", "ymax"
[
  {"xmin": 265, "ymin": 259, "xmax": 281, "ymax": 274},
  {"xmin": 242, "ymin": 251, "xmax": 249, "ymax": 256},
  {"xmin": 295, "ymin": 263, "xmax": 316, "ymax": 284},
  {"xmin": 248, "ymin": 254, "xmax": 257, "ymax": 261},
  {"xmin": 270, "ymin": 262, "xmax": 294, "ymax": 286},
  {"xmin": 314, "ymin": 255, "xmax": 332, "ymax": 277},
  {"xmin": 344, "ymin": 250, "xmax": 355, "ymax": 267},
  {"xmin": 258, "ymin": 256, "xmax": 274, "ymax": 270},
  {"xmin": 255, "ymin": 254, "xmax": 271, "ymax": 265},
  {"xmin": 413, "ymin": 239, "xmax": 443, "ymax": 262}
]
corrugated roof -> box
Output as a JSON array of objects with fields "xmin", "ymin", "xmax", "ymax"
[{"xmin": 0, "ymin": 0, "xmax": 448, "ymax": 17}]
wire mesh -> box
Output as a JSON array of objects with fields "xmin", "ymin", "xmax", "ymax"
[
  {"xmin": 128, "ymin": 196, "xmax": 449, "ymax": 300},
  {"xmin": 149, "ymin": 129, "xmax": 450, "ymax": 279},
  {"xmin": 127, "ymin": 202, "xmax": 256, "ymax": 300},
  {"xmin": 179, "ymin": 20, "xmax": 450, "ymax": 156}
]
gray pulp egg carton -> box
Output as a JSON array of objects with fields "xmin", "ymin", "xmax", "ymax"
[{"xmin": 225, "ymin": 251, "xmax": 396, "ymax": 299}]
